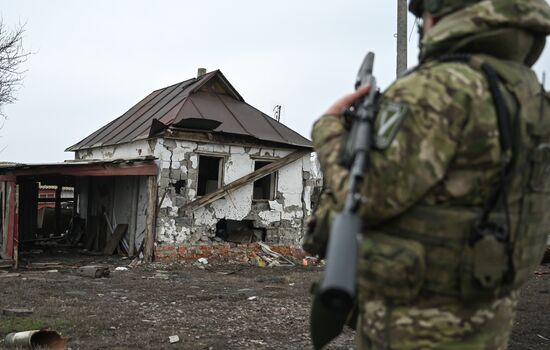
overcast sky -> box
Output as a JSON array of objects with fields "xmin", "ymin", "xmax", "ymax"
[{"xmin": 1, "ymin": 1, "xmax": 549, "ymax": 163}]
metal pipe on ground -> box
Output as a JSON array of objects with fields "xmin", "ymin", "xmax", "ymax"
[{"xmin": 5, "ymin": 330, "xmax": 67, "ymax": 349}]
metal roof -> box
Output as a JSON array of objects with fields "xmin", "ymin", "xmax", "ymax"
[{"xmin": 66, "ymin": 70, "xmax": 312, "ymax": 151}]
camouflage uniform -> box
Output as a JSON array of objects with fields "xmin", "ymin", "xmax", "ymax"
[{"xmin": 311, "ymin": 0, "xmax": 550, "ymax": 349}]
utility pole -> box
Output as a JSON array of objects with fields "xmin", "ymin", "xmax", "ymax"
[{"xmin": 397, "ymin": 0, "xmax": 408, "ymax": 76}]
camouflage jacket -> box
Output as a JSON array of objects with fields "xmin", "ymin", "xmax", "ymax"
[{"xmin": 313, "ymin": 0, "xmax": 550, "ymax": 227}]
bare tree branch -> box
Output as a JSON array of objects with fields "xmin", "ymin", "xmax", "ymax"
[{"xmin": 0, "ymin": 19, "xmax": 29, "ymax": 119}]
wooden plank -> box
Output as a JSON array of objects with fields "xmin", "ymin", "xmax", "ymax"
[
  {"xmin": 76, "ymin": 265, "xmax": 110, "ymax": 278},
  {"xmin": 1, "ymin": 181, "xmax": 7, "ymax": 259},
  {"xmin": 54, "ymin": 186, "xmax": 62, "ymax": 236},
  {"xmin": 2, "ymin": 308, "xmax": 34, "ymax": 316},
  {"xmin": 0, "ymin": 162, "xmax": 158, "ymax": 177},
  {"xmin": 12, "ymin": 183, "xmax": 19, "ymax": 269},
  {"xmin": 103, "ymin": 224, "xmax": 128, "ymax": 255},
  {"xmin": 128, "ymin": 177, "xmax": 139, "ymax": 257},
  {"xmin": 0, "ymin": 259, "xmax": 14, "ymax": 268},
  {"xmin": 182, "ymin": 150, "xmax": 310, "ymax": 211},
  {"xmin": 4, "ymin": 182, "xmax": 15, "ymax": 259},
  {"xmin": 36, "ymin": 198, "xmax": 74, "ymax": 203},
  {"xmin": 85, "ymin": 216, "xmax": 99, "ymax": 251},
  {"xmin": 144, "ymin": 176, "xmax": 157, "ymax": 262}
]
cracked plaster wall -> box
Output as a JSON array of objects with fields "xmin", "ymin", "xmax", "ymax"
[
  {"xmin": 154, "ymin": 138, "xmax": 314, "ymax": 247},
  {"xmin": 75, "ymin": 140, "xmax": 155, "ymax": 160}
]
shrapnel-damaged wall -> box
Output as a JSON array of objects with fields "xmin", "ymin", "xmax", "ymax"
[
  {"xmin": 154, "ymin": 138, "xmax": 314, "ymax": 248},
  {"xmin": 74, "ymin": 137, "xmax": 314, "ymax": 259}
]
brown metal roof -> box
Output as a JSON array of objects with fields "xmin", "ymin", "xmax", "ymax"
[{"xmin": 66, "ymin": 70, "xmax": 312, "ymax": 151}]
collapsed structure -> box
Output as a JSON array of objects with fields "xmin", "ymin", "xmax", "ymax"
[{"xmin": 0, "ymin": 69, "xmax": 314, "ymax": 264}]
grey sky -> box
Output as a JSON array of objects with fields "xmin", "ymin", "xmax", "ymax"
[{"xmin": 1, "ymin": 1, "xmax": 549, "ymax": 163}]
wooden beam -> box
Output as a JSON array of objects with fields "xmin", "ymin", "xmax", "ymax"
[
  {"xmin": 1, "ymin": 162, "xmax": 158, "ymax": 177},
  {"xmin": 144, "ymin": 176, "xmax": 157, "ymax": 262},
  {"xmin": 4, "ymin": 182, "xmax": 16, "ymax": 260},
  {"xmin": 54, "ymin": 186, "xmax": 62, "ymax": 236},
  {"xmin": 128, "ymin": 176, "xmax": 139, "ymax": 257},
  {"xmin": 37, "ymin": 198, "xmax": 74, "ymax": 203},
  {"xmin": 103, "ymin": 224, "xmax": 129, "ymax": 255},
  {"xmin": 165, "ymin": 129, "xmax": 313, "ymax": 151},
  {"xmin": 182, "ymin": 150, "xmax": 310, "ymax": 211},
  {"xmin": 13, "ymin": 184, "xmax": 19, "ymax": 270}
]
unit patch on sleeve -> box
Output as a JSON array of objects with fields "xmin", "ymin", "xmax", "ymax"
[{"xmin": 374, "ymin": 100, "xmax": 408, "ymax": 150}]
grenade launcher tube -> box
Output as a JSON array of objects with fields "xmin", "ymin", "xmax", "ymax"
[{"xmin": 318, "ymin": 52, "xmax": 377, "ymax": 313}]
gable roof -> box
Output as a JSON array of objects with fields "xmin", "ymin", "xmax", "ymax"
[{"xmin": 66, "ymin": 70, "xmax": 312, "ymax": 151}]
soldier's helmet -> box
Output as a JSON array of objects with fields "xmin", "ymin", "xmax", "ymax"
[{"xmin": 409, "ymin": 0, "xmax": 482, "ymax": 17}]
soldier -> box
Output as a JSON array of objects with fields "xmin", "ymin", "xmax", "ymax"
[{"xmin": 309, "ymin": 0, "xmax": 550, "ymax": 349}]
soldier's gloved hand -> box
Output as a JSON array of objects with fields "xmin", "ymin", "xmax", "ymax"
[{"xmin": 324, "ymin": 85, "xmax": 371, "ymax": 116}]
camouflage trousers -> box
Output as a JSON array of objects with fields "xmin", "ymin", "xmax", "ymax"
[{"xmin": 356, "ymin": 291, "xmax": 519, "ymax": 350}]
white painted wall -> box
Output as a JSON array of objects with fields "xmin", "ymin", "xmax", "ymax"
[
  {"xmin": 75, "ymin": 139, "xmax": 154, "ymax": 160},
  {"xmin": 154, "ymin": 138, "xmax": 313, "ymax": 245}
]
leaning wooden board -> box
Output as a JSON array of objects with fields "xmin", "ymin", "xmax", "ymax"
[{"xmin": 103, "ymin": 224, "xmax": 129, "ymax": 255}]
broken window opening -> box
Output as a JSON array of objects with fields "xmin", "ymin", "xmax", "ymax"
[
  {"xmin": 253, "ymin": 161, "xmax": 276, "ymax": 201},
  {"xmin": 216, "ymin": 219, "xmax": 265, "ymax": 243},
  {"xmin": 197, "ymin": 156, "xmax": 223, "ymax": 196}
]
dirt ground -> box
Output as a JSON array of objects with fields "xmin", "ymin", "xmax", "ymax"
[{"xmin": 0, "ymin": 251, "xmax": 548, "ymax": 350}]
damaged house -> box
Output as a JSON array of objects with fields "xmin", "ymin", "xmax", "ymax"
[{"xmin": 0, "ymin": 69, "xmax": 314, "ymax": 264}]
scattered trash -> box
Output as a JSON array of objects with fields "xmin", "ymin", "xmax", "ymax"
[
  {"xmin": 115, "ymin": 267, "xmax": 129, "ymax": 271},
  {"xmin": 2, "ymin": 308, "xmax": 33, "ymax": 316},
  {"xmin": 46, "ymin": 270, "xmax": 59, "ymax": 273},
  {"xmin": 169, "ymin": 335, "xmax": 180, "ymax": 344},
  {"xmin": 4, "ymin": 330, "xmax": 66, "ymax": 349},
  {"xmin": 255, "ymin": 255, "xmax": 266, "ymax": 268},
  {"xmin": 0, "ymin": 273, "xmax": 21, "ymax": 278},
  {"xmin": 152, "ymin": 273, "xmax": 169, "ymax": 280},
  {"xmin": 76, "ymin": 265, "xmax": 110, "ymax": 278},
  {"xmin": 250, "ymin": 339, "xmax": 267, "ymax": 345},
  {"xmin": 257, "ymin": 242, "xmax": 295, "ymax": 266},
  {"xmin": 128, "ymin": 257, "xmax": 142, "ymax": 269},
  {"xmin": 197, "ymin": 258, "xmax": 208, "ymax": 265},
  {"xmin": 537, "ymin": 334, "xmax": 549, "ymax": 341},
  {"xmin": 247, "ymin": 296, "xmax": 258, "ymax": 301}
]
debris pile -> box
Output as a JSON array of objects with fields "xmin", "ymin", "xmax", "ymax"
[{"xmin": 254, "ymin": 242, "xmax": 295, "ymax": 267}]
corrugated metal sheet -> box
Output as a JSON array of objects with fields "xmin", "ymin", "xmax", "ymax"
[{"xmin": 66, "ymin": 71, "xmax": 312, "ymax": 151}]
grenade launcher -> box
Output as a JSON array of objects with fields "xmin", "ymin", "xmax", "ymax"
[{"xmin": 311, "ymin": 52, "xmax": 378, "ymax": 350}]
